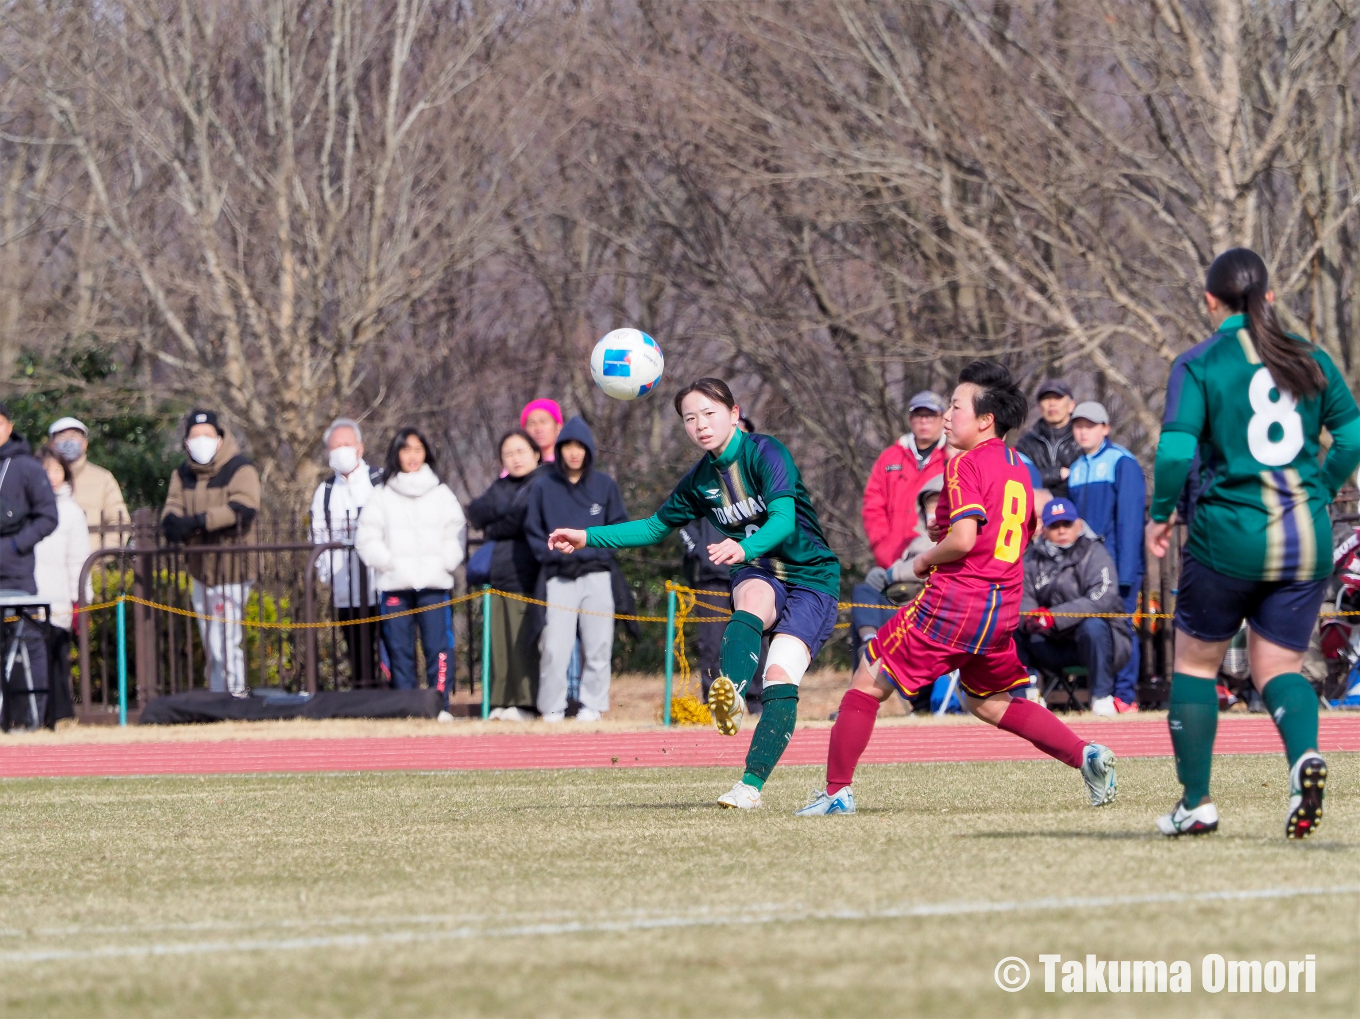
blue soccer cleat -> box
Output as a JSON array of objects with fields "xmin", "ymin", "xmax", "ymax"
[
  {"xmin": 795, "ymin": 786, "xmax": 856, "ymax": 816},
  {"xmin": 1080, "ymin": 743, "xmax": 1117, "ymax": 806}
]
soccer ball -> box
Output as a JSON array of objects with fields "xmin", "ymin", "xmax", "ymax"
[{"xmin": 590, "ymin": 329, "xmax": 665, "ymax": 401}]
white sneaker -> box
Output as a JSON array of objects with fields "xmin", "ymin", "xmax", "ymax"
[
  {"xmin": 487, "ymin": 707, "xmax": 506, "ymax": 721},
  {"xmin": 1156, "ymin": 799, "xmax": 1219, "ymax": 836},
  {"xmin": 541, "ymin": 711, "xmax": 565, "ymax": 723},
  {"xmin": 1090, "ymin": 695, "xmax": 1117, "ymax": 717},
  {"xmin": 436, "ymin": 710, "xmax": 454, "ymax": 723},
  {"xmin": 717, "ymin": 780, "xmax": 762, "ymax": 809},
  {"xmin": 576, "ymin": 708, "xmax": 602, "ymax": 722},
  {"xmin": 499, "ymin": 706, "xmax": 532, "ymax": 722}
]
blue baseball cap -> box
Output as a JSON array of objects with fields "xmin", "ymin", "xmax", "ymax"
[{"xmin": 1042, "ymin": 499, "xmax": 1080, "ymax": 526}]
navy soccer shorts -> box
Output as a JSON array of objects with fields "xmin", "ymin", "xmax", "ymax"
[
  {"xmin": 1175, "ymin": 553, "xmax": 1330, "ymax": 652},
  {"xmin": 730, "ymin": 566, "xmax": 840, "ymax": 659}
]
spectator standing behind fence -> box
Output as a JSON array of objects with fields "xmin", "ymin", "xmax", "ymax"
[
  {"xmin": 1016, "ymin": 380, "xmax": 1082, "ymax": 498},
  {"xmin": 1066, "ymin": 401, "xmax": 1146, "ymax": 714},
  {"xmin": 524, "ymin": 416, "xmax": 627, "ymax": 723},
  {"xmin": 34, "ymin": 446, "xmax": 87, "ymax": 724},
  {"xmin": 467, "ymin": 429, "xmax": 547, "ymax": 721},
  {"xmin": 310, "ymin": 418, "xmax": 384, "ymax": 686},
  {"xmin": 863, "ymin": 391, "xmax": 948, "ymax": 570},
  {"xmin": 0, "ymin": 402, "xmax": 58, "ymax": 730},
  {"xmin": 47, "ymin": 417, "xmax": 130, "ymax": 550},
  {"xmin": 521, "ymin": 399, "xmax": 563, "ymax": 463},
  {"xmin": 1015, "ymin": 499, "xmax": 1130, "ymax": 714},
  {"xmin": 355, "ymin": 428, "xmax": 465, "ymax": 718},
  {"xmin": 160, "ymin": 409, "xmax": 261, "ymax": 698}
]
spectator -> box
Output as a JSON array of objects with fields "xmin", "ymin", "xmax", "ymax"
[
  {"xmin": 34, "ymin": 446, "xmax": 88, "ymax": 724},
  {"xmin": 851, "ymin": 474, "xmax": 944, "ymax": 663},
  {"xmin": 0, "ymin": 402, "xmax": 58, "ymax": 730},
  {"xmin": 520, "ymin": 399, "xmax": 563, "ymax": 463},
  {"xmin": 1016, "ymin": 499, "xmax": 1130, "ymax": 716},
  {"xmin": 1016, "ymin": 379, "xmax": 1081, "ymax": 497},
  {"xmin": 309, "ymin": 418, "xmax": 383, "ymax": 686},
  {"xmin": 1067, "ymin": 400, "xmax": 1146, "ymax": 712},
  {"xmin": 47, "ymin": 416, "xmax": 130, "ymax": 549},
  {"xmin": 862, "ymin": 390, "xmax": 948, "ymax": 569},
  {"xmin": 524, "ymin": 416, "xmax": 627, "ymax": 723},
  {"xmin": 466, "ymin": 429, "xmax": 547, "ymax": 721},
  {"xmin": 160, "ymin": 409, "xmax": 261, "ymax": 697},
  {"xmin": 679, "ymin": 415, "xmax": 765, "ymax": 714},
  {"xmin": 355, "ymin": 428, "xmax": 465, "ymax": 716}
]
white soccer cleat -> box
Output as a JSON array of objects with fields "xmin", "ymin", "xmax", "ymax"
[
  {"xmin": 795, "ymin": 787, "xmax": 856, "ymax": 816},
  {"xmin": 1080, "ymin": 743, "xmax": 1117, "ymax": 806},
  {"xmin": 1156, "ymin": 799, "xmax": 1219, "ymax": 836},
  {"xmin": 717, "ymin": 780, "xmax": 762, "ymax": 810},
  {"xmin": 1090, "ymin": 695, "xmax": 1117, "ymax": 717},
  {"xmin": 1286, "ymin": 753, "xmax": 1327, "ymax": 840},
  {"xmin": 707, "ymin": 675, "xmax": 744, "ymax": 736}
]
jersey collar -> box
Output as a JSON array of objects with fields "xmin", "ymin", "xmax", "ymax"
[
  {"xmin": 710, "ymin": 427, "xmax": 744, "ymax": 468},
  {"xmin": 1219, "ymin": 313, "xmax": 1248, "ymax": 333}
]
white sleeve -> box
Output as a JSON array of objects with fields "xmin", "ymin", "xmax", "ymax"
[
  {"xmin": 67, "ymin": 510, "xmax": 90, "ymax": 602},
  {"xmin": 441, "ymin": 488, "xmax": 466, "ymax": 573},
  {"xmin": 353, "ymin": 491, "xmax": 393, "ymax": 570}
]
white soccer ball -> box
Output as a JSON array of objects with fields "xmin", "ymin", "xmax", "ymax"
[{"xmin": 590, "ymin": 329, "xmax": 665, "ymax": 401}]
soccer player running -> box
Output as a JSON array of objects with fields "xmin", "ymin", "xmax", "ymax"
[
  {"xmin": 798, "ymin": 361, "xmax": 1117, "ymax": 816},
  {"xmin": 1147, "ymin": 248, "xmax": 1360, "ymax": 839},
  {"xmin": 546, "ymin": 378, "xmax": 841, "ymax": 809}
]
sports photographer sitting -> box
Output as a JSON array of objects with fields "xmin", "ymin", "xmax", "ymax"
[
  {"xmin": 851, "ymin": 475, "xmax": 943, "ymax": 662},
  {"xmin": 1015, "ymin": 499, "xmax": 1129, "ymax": 714}
]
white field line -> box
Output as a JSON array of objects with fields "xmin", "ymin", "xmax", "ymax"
[{"xmin": 1, "ymin": 885, "xmax": 1355, "ymax": 965}]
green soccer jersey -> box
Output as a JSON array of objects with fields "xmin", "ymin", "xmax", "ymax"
[
  {"xmin": 586, "ymin": 429, "xmax": 841, "ymax": 596},
  {"xmin": 1156, "ymin": 314, "xmax": 1360, "ymax": 581}
]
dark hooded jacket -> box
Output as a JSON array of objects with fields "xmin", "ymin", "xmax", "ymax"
[
  {"xmin": 523, "ymin": 416, "xmax": 627, "ymax": 580},
  {"xmin": 1015, "ymin": 418, "xmax": 1082, "ymax": 496},
  {"xmin": 1020, "ymin": 525, "xmax": 1131, "ymax": 672},
  {"xmin": 0, "ymin": 435, "xmax": 59, "ymax": 594},
  {"xmin": 466, "ymin": 464, "xmax": 549, "ymax": 593}
]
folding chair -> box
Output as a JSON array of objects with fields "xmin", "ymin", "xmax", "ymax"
[
  {"xmin": 0, "ymin": 592, "xmax": 51, "ymax": 731},
  {"xmin": 1038, "ymin": 665, "xmax": 1088, "ymax": 713}
]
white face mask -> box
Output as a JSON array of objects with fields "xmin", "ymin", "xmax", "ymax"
[
  {"xmin": 186, "ymin": 435, "xmax": 221, "ymax": 465},
  {"xmin": 328, "ymin": 446, "xmax": 359, "ymax": 476}
]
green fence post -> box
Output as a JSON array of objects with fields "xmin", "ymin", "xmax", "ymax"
[
  {"xmin": 116, "ymin": 595, "xmax": 128, "ymax": 727},
  {"xmin": 663, "ymin": 585, "xmax": 676, "ymax": 727},
  {"xmin": 481, "ymin": 585, "xmax": 492, "ymax": 720}
]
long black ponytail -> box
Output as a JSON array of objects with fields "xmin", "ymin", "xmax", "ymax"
[{"xmin": 1204, "ymin": 248, "xmax": 1324, "ymax": 399}]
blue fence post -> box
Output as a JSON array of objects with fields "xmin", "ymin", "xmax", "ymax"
[
  {"xmin": 663, "ymin": 584, "xmax": 676, "ymax": 727},
  {"xmin": 481, "ymin": 586, "xmax": 492, "ymax": 720},
  {"xmin": 116, "ymin": 595, "xmax": 128, "ymax": 726}
]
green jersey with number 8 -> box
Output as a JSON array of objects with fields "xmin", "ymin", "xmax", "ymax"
[{"xmin": 1160, "ymin": 313, "xmax": 1360, "ymax": 581}]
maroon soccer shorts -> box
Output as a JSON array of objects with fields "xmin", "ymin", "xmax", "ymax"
[{"xmin": 866, "ymin": 612, "xmax": 1030, "ymax": 699}]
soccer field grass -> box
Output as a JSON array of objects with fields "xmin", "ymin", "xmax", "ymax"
[{"xmin": 1, "ymin": 754, "xmax": 1357, "ymax": 1018}]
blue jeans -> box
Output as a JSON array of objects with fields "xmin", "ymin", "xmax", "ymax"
[
  {"xmin": 381, "ymin": 589, "xmax": 454, "ymax": 708},
  {"xmin": 1014, "ymin": 617, "xmax": 1116, "ymax": 700},
  {"xmin": 1115, "ymin": 581, "xmax": 1142, "ymax": 704},
  {"xmin": 850, "ymin": 582, "xmax": 897, "ymax": 663}
]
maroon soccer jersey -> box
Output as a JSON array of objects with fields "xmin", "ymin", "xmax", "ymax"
[{"xmin": 901, "ymin": 438, "xmax": 1036, "ymax": 654}]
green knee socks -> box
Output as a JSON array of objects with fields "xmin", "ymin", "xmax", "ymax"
[
  {"xmin": 720, "ymin": 610, "xmax": 765, "ymax": 700},
  {"xmin": 742, "ymin": 684, "xmax": 799, "ymax": 790},
  {"xmin": 1262, "ymin": 673, "xmax": 1318, "ymax": 767},
  {"xmin": 1169, "ymin": 673, "xmax": 1218, "ymax": 807}
]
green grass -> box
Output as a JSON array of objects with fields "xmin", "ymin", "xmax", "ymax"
[{"xmin": 1, "ymin": 755, "xmax": 1357, "ymax": 1017}]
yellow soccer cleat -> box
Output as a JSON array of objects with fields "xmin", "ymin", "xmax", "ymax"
[{"xmin": 707, "ymin": 675, "xmax": 744, "ymax": 736}]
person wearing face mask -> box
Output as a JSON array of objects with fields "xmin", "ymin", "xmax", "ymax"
[
  {"xmin": 1014, "ymin": 498, "xmax": 1129, "ymax": 715},
  {"xmin": 34, "ymin": 446, "xmax": 89, "ymax": 725},
  {"xmin": 0, "ymin": 401, "xmax": 58, "ymax": 730},
  {"xmin": 309, "ymin": 418, "xmax": 384, "ymax": 686},
  {"xmin": 160, "ymin": 409, "xmax": 262, "ymax": 697},
  {"xmin": 46, "ymin": 417, "xmax": 130, "ymax": 550},
  {"xmin": 466, "ymin": 429, "xmax": 549, "ymax": 720}
]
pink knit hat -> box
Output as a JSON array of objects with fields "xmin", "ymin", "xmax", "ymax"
[{"xmin": 519, "ymin": 398, "xmax": 563, "ymax": 428}]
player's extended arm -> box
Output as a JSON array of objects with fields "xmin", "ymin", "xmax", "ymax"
[
  {"xmin": 1321, "ymin": 417, "xmax": 1360, "ymax": 497},
  {"xmin": 912, "ymin": 517, "xmax": 978, "ymax": 577},
  {"xmin": 584, "ymin": 514, "xmax": 674, "ymax": 549},
  {"xmin": 1149, "ymin": 431, "xmax": 1197, "ymax": 522}
]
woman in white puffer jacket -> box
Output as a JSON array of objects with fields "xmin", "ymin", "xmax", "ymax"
[
  {"xmin": 355, "ymin": 427, "xmax": 465, "ymax": 709},
  {"xmin": 35, "ymin": 447, "xmax": 91, "ymax": 721}
]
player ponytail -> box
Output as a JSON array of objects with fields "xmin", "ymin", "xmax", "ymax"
[
  {"xmin": 958, "ymin": 360, "xmax": 1027, "ymax": 436},
  {"xmin": 1205, "ymin": 248, "xmax": 1324, "ymax": 399},
  {"xmin": 674, "ymin": 377, "xmax": 736, "ymax": 416}
]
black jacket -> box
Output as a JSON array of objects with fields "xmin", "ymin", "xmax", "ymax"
[
  {"xmin": 679, "ymin": 517, "xmax": 729, "ymax": 586},
  {"xmin": 523, "ymin": 416, "xmax": 627, "ymax": 580},
  {"xmin": 466, "ymin": 466, "xmax": 548, "ymax": 594},
  {"xmin": 1015, "ymin": 419, "xmax": 1082, "ymax": 496},
  {"xmin": 0, "ymin": 436, "xmax": 59, "ymax": 594},
  {"xmin": 1020, "ymin": 528, "xmax": 1131, "ymax": 672}
]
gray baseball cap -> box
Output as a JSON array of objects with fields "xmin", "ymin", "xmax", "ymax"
[
  {"xmin": 1071, "ymin": 401, "xmax": 1109, "ymax": 425},
  {"xmin": 908, "ymin": 391, "xmax": 946, "ymax": 414}
]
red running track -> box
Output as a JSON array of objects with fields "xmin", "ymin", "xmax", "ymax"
[{"xmin": 2, "ymin": 717, "xmax": 1359, "ymax": 779}]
